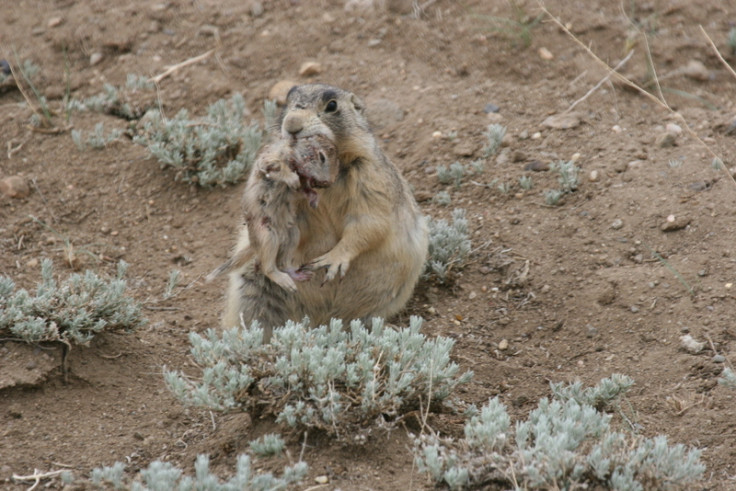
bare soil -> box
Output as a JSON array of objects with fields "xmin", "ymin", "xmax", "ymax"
[{"xmin": 2, "ymin": 0, "xmax": 736, "ymax": 489}]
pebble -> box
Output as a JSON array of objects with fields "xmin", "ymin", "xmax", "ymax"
[
  {"xmin": 713, "ymin": 354, "xmax": 726, "ymax": 363},
  {"xmin": 538, "ymin": 47, "xmax": 554, "ymax": 60},
  {"xmin": 665, "ymin": 123, "xmax": 682, "ymax": 134},
  {"xmin": 680, "ymin": 334, "xmax": 705, "ymax": 354},
  {"xmin": 248, "ymin": 0, "xmax": 264, "ymax": 17},
  {"xmin": 683, "ymin": 59, "xmax": 709, "ymax": 81},
  {"xmin": 0, "ymin": 176, "xmax": 31, "ymax": 198},
  {"xmin": 298, "ymin": 61, "xmax": 322, "ymax": 77},
  {"xmin": 432, "ymin": 130, "xmax": 443, "ymax": 139},
  {"xmin": 542, "ymin": 112, "xmax": 582, "ymax": 130},
  {"xmin": 611, "ymin": 218, "xmax": 623, "ymax": 230},
  {"xmin": 268, "ymin": 80, "xmax": 297, "ymax": 105},
  {"xmin": 498, "ymin": 339, "xmax": 509, "ymax": 350},
  {"xmin": 47, "ymin": 17, "xmax": 63, "ymax": 28},
  {"xmin": 468, "ymin": 291, "xmax": 477, "ymax": 300},
  {"xmin": 655, "ymin": 132, "xmax": 677, "ymax": 148},
  {"xmin": 540, "ymin": 284, "xmax": 551, "ymax": 293},
  {"xmin": 661, "ymin": 214, "xmax": 690, "ymax": 232},
  {"xmin": 90, "ymin": 52, "xmax": 104, "ymax": 66},
  {"xmin": 612, "ymin": 124, "xmax": 623, "ymax": 133},
  {"xmin": 26, "ymin": 258, "xmax": 39, "ymax": 269},
  {"xmin": 630, "ymin": 305, "xmax": 639, "ymax": 313},
  {"xmin": 452, "ymin": 141, "xmax": 476, "ymax": 157},
  {"xmin": 314, "ymin": 475, "xmax": 329, "ymax": 485},
  {"xmin": 589, "ymin": 170, "xmax": 599, "ymax": 182},
  {"xmin": 484, "ymin": 103, "xmax": 500, "ymax": 114},
  {"xmin": 524, "ymin": 161, "xmax": 549, "ymax": 172},
  {"xmin": 531, "ymin": 131, "xmax": 542, "ymax": 139}
]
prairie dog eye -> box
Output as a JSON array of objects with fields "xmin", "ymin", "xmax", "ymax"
[{"xmin": 325, "ymin": 100, "xmax": 338, "ymax": 113}]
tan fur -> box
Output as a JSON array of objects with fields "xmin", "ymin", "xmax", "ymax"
[{"xmin": 223, "ymin": 84, "xmax": 428, "ymax": 339}]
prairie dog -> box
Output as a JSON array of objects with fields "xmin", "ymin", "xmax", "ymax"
[
  {"xmin": 208, "ymin": 135, "xmax": 338, "ymax": 291},
  {"xmin": 223, "ymin": 84, "xmax": 428, "ymax": 338}
]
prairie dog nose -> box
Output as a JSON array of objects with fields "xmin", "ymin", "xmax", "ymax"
[{"xmin": 283, "ymin": 111, "xmax": 306, "ymax": 135}]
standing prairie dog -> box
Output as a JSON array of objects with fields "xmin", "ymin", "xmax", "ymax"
[
  {"xmin": 208, "ymin": 134, "xmax": 338, "ymax": 291},
  {"xmin": 223, "ymin": 84, "xmax": 428, "ymax": 338}
]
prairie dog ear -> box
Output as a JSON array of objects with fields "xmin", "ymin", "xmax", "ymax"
[{"xmin": 350, "ymin": 93, "xmax": 365, "ymax": 113}]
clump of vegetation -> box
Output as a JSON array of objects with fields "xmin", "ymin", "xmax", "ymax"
[
  {"xmin": 0, "ymin": 259, "xmax": 144, "ymax": 346},
  {"xmin": 72, "ymin": 122, "xmax": 123, "ymax": 151},
  {"xmin": 519, "ymin": 175, "xmax": 534, "ymax": 190},
  {"xmin": 249, "ymin": 433, "xmax": 286, "ymax": 457},
  {"xmin": 165, "ymin": 316, "xmax": 471, "ymax": 438},
  {"xmin": 91, "ymin": 452, "xmax": 307, "ymax": 490},
  {"xmin": 483, "ymin": 123, "xmax": 506, "ymax": 156},
  {"xmin": 134, "ymin": 93, "xmax": 263, "ymax": 187},
  {"xmin": 477, "ymin": 0, "xmax": 544, "ymax": 48},
  {"xmin": 543, "ymin": 160, "xmax": 581, "ymax": 206},
  {"xmin": 436, "ymin": 160, "xmax": 484, "ymax": 188},
  {"xmin": 414, "ymin": 375, "xmax": 705, "ymax": 490},
  {"xmin": 433, "ymin": 190, "xmax": 452, "ymax": 207},
  {"xmin": 423, "ymin": 208, "xmax": 472, "ymax": 283},
  {"xmin": 719, "ymin": 367, "xmax": 736, "ymax": 390}
]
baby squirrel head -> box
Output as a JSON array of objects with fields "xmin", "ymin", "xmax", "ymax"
[{"xmin": 280, "ymin": 84, "xmax": 373, "ymax": 164}]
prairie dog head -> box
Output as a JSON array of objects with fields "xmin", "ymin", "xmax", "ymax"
[{"xmin": 280, "ymin": 84, "xmax": 373, "ymax": 164}]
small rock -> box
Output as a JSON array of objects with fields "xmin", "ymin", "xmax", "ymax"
[
  {"xmin": 367, "ymin": 38, "xmax": 381, "ymax": 47},
  {"xmin": 542, "ymin": 112, "xmax": 582, "ymax": 130},
  {"xmin": 468, "ymin": 291, "xmax": 477, "ymax": 300},
  {"xmin": 453, "ymin": 142, "xmax": 476, "ymax": 157},
  {"xmin": 268, "ymin": 80, "xmax": 297, "ymax": 105},
  {"xmin": 314, "ymin": 475, "xmax": 329, "ymax": 485},
  {"xmin": 538, "ymin": 47, "xmax": 554, "ymax": 60},
  {"xmin": 248, "ymin": 0, "xmax": 264, "ymax": 17},
  {"xmin": 26, "ymin": 258, "xmax": 39, "ymax": 269},
  {"xmin": 89, "ymin": 52, "xmax": 104, "ymax": 66},
  {"xmin": 589, "ymin": 170, "xmax": 599, "ymax": 182},
  {"xmin": 611, "ymin": 218, "xmax": 623, "ymax": 230},
  {"xmin": 432, "ymin": 130, "xmax": 443, "ymax": 139},
  {"xmin": 661, "ymin": 214, "xmax": 690, "ymax": 232},
  {"xmin": 612, "ymin": 124, "xmax": 623, "ymax": 133},
  {"xmin": 531, "ymin": 131, "xmax": 542, "ymax": 139},
  {"xmin": 0, "ymin": 176, "xmax": 31, "ymax": 198},
  {"xmin": 665, "ymin": 123, "xmax": 682, "ymax": 134},
  {"xmin": 484, "ymin": 103, "xmax": 500, "ymax": 114},
  {"xmin": 680, "ymin": 334, "xmax": 705, "ymax": 354},
  {"xmin": 540, "ymin": 284, "xmax": 551, "ymax": 294},
  {"xmin": 655, "ymin": 132, "xmax": 677, "ymax": 148},
  {"xmin": 713, "ymin": 354, "xmax": 726, "ymax": 363},
  {"xmin": 298, "ymin": 61, "xmax": 322, "ymax": 77},
  {"xmin": 47, "ymin": 17, "xmax": 63, "ymax": 28},
  {"xmin": 524, "ymin": 161, "xmax": 549, "ymax": 172},
  {"xmin": 630, "ymin": 305, "xmax": 640, "ymax": 313},
  {"xmin": 486, "ymin": 112, "xmax": 503, "ymax": 123},
  {"xmin": 683, "ymin": 59, "xmax": 709, "ymax": 81},
  {"xmin": 498, "ymin": 339, "xmax": 509, "ymax": 350}
]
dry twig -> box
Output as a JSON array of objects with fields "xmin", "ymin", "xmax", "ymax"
[{"xmin": 149, "ymin": 49, "xmax": 214, "ymax": 84}]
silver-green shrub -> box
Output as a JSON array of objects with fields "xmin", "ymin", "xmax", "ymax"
[
  {"xmin": 0, "ymin": 259, "xmax": 144, "ymax": 345},
  {"xmin": 552, "ymin": 160, "xmax": 581, "ymax": 193},
  {"xmin": 483, "ymin": 123, "xmax": 506, "ymax": 157},
  {"xmin": 249, "ymin": 433, "xmax": 286, "ymax": 457},
  {"xmin": 423, "ymin": 208, "xmax": 471, "ymax": 283},
  {"xmin": 165, "ymin": 316, "xmax": 472, "ymax": 437},
  {"xmin": 91, "ymin": 453, "xmax": 307, "ymax": 491},
  {"xmin": 414, "ymin": 375, "xmax": 704, "ymax": 490},
  {"xmin": 719, "ymin": 367, "xmax": 736, "ymax": 389},
  {"xmin": 72, "ymin": 122, "xmax": 123, "ymax": 151},
  {"xmin": 134, "ymin": 93, "xmax": 263, "ymax": 187}
]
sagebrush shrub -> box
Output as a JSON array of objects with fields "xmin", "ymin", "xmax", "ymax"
[
  {"xmin": 0, "ymin": 259, "xmax": 144, "ymax": 345},
  {"xmin": 91, "ymin": 453, "xmax": 307, "ymax": 491},
  {"xmin": 165, "ymin": 316, "xmax": 472, "ymax": 437},
  {"xmin": 423, "ymin": 208, "xmax": 472, "ymax": 283},
  {"xmin": 134, "ymin": 93, "xmax": 263, "ymax": 187},
  {"xmin": 414, "ymin": 375, "xmax": 704, "ymax": 490}
]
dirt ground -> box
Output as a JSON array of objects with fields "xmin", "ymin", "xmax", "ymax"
[{"xmin": 2, "ymin": 0, "xmax": 736, "ymax": 489}]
